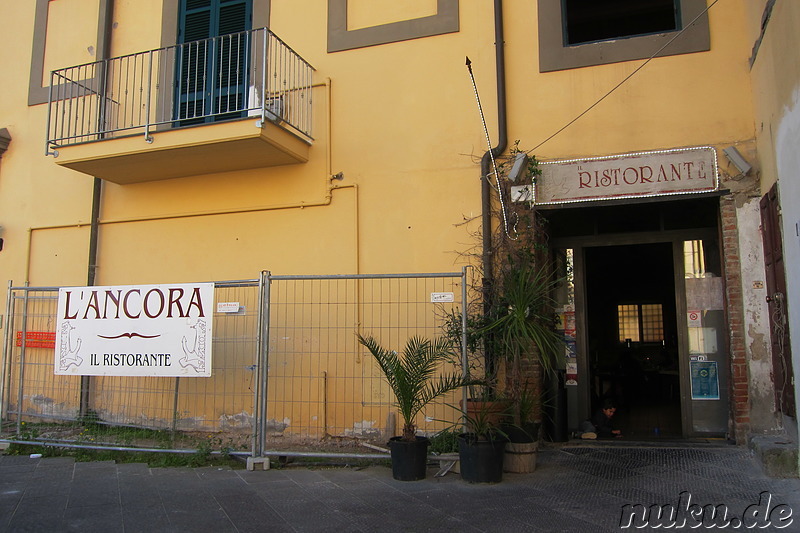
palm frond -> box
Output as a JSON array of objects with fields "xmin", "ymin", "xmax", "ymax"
[{"xmin": 357, "ymin": 333, "xmax": 473, "ymax": 441}]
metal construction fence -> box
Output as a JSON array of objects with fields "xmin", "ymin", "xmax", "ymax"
[{"xmin": 1, "ymin": 270, "xmax": 471, "ymax": 460}]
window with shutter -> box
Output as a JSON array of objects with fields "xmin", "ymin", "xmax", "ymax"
[{"xmin": 176, "ymin": 0, "xmax": 252, "ymax": 124}]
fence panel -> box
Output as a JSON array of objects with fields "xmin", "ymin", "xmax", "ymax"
[
  {"xmin": 1, "ymin": 281, "xmax": 261, "ymax": 456},
  {"xmin": 261, "ymin": 271, "xmax": 468, "ymax": 455}
]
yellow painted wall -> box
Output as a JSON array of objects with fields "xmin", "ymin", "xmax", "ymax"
[
  {"xmin": 2, "ymin": 1, "xmax": 759, "ymax": 288},
  {"xmin": 0, "ymin": 2, "xmax": 98, "ymax": 289},
  {"xmin": 0, "ymin": 0, "xmax": 765, "ymax": 442},
  {"xmin": 514, "ymin": 1, "xmax": 755, "ymax": 160},
  {"xmin": 747, "ymin": 0, "xmax": 800, "ymax": 192}
]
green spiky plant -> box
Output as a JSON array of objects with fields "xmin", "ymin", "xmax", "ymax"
[
  {"xmin": 483, "ymin": 260, "xmax": 563, "ymax": 427},
  {"xmin": 357, "ymin": 334, "xmax": 475, "ymax": 441}
]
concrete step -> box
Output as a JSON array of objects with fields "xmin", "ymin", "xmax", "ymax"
[{"xmin": 750, "ymin": 434, "xmax": 799, "ymax": 478}]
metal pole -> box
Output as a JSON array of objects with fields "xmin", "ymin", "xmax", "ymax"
[
  {"xmin": 172, "ymin": 377, "xmax": 180, "ymax": 434},
  {"xmin": 0, "ymin": 439, "xmax": 389, "ymax": 460},
  {"xmin": 256, "ymin": 271, "xmax": 271, "ymax": 456},
  {"xmin": 461, "ymin": 267, "xmax": 469, "ymax": 425},
  {"xmin": 259, "ymin": 28, "xmax": 268, "ymax": 127},
  {"xmin": 253, "ymin": 274, "xmax": 262, "ymax": 457},
  {"xmin": 261, "ymin": 271, "xmax": 271, "ymax": 456},
  {"xmin": 16, "ymin": 289, "xmax": 31, "ymax": 435},
  {"xmin": 45, "ymin": 71, "xmax": 56, "ymax": 156},
  {"xmin": 144, "ymin": 50, "xmax": 154, "ymax": 142},
  {"xmin": 1, "ymin": 282, "xmax": 15, "ymax": 420}
]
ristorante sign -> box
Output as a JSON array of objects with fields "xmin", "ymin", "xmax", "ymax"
[
  {"xmin": 55, "ymin": 283, "xmax": 213, "ymax": 377},
  {"xmin": 534, "ymin": 147, "xmax": 719, "ymax": 205}
]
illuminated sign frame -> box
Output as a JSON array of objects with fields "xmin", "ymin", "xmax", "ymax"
[{"xmin": 534, "ymin": 146, "xmax": 719, "ymax": 206}]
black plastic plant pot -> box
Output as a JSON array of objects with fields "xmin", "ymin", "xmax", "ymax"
[
  {"xmin": 458, "ymin": 433, "xmax": 506, "ymax": 483},
  {"xmin": 388, "ymin": 436, "xmax": 430, "ymax": 481}
]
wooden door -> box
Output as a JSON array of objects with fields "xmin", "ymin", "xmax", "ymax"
[{"xmin": 760, "ymin": 183, "xmax": 794, "ymax": 416}]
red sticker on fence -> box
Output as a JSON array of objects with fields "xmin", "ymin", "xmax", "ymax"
[{"xmin": 16, "ymin": 331, "xmax": 56, "ymax": 349}]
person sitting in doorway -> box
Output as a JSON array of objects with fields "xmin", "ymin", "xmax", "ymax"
[{"xmin": 580, "ymin": 398, "xmax": 622, "ymax": 439}]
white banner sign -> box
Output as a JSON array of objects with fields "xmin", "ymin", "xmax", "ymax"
[
  {"xmin": 55, "ymin": 283, "xmax": 214, "ymax": 377},
  {"xmin": 535, "ymin": 147, "xmax": 718, "ymax": 205}
]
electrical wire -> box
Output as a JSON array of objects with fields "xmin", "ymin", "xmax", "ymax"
[{"xmin": 531, "ymin": 0, "xmax": 720, "ymax": 153}]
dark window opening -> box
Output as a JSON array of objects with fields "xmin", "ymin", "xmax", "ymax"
[{"xmin": 564, "ymin": 0, "xmax": 679, "ymax": 46}]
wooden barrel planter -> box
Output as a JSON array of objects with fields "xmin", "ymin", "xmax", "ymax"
[{"xmin": 503, "ymin": 441, "xmax": 538, "ymax": 473}]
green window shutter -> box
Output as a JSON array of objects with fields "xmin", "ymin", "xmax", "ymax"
[
  {"xmin": 179, "ymin": 0, "xmax": 250, "ymax": 43},
  {"xmin": 218, "ymin": 0, "xmax": 250, "ymax": 36},
  {"xmin": 180, "ymin": 0, "xmax": 213, "ymax": 44},
  {"xmin": 176, "ymin": 0, "xmax": 252, "ymax": 123}
]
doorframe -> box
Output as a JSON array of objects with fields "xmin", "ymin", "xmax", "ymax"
[{"xmin": 553, "ymin": 227, "xmax": 720, "ymax": 437}]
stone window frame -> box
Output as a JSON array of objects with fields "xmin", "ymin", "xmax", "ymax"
[
  {"xmin": 538, "ymin": 0, "xmax": 710, "ymax": 73},
  {"xmin": 28, "ymin": 0, "xmax": 271, "ymax": 106},
  {"xmin": 327, "ymin": 0, "xmax": 459, "ymax": 53},
  {"xmin": 28, "ymin": 0, "xmax": 111, "ymax": 106}
]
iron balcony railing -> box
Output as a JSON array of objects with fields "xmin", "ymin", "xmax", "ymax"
[{"xmin": 46, "ymin": 27, "xmax": 314, "ymax": 155}]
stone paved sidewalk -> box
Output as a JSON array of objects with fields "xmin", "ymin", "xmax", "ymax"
[{"xmin": 2, "ymin": 444, "xmax": 799, "ymax": 532}]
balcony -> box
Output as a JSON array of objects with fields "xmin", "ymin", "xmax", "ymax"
[{"xmin": 46, "ymin": 27, "xmax": 314, "ymax": 184}]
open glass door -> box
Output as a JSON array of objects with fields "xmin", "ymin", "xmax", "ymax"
[{"xmin": 680, "ymin": 238, "xmax": 729, "ymax": 436}]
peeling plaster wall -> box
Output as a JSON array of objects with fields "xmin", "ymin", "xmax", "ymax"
[
  {"xmin": 775, "ymin": 87, "xmax": 800, "ymax": 428},
  {"xmin": 738, "ymin": 199, "xmax": 780, "ymax": 433}
]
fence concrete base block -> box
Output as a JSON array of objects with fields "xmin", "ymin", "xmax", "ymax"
[
  {"xmin": 246, "ymin": 457, "xmax": 270, "ymax": 471},
  {"xmin": 435, "ymin": 453, "xmax": 460, "ymax": 477}
]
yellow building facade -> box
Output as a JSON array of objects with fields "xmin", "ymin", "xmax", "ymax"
[{"xmin": 0, "ymin": 1, "xmax": 797, "ymax": 471}]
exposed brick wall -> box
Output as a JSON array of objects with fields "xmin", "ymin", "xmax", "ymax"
[
  {"xmin": 720, "ymin": 197, "xmax": 751, "ymax": 444},
  {"xmin": 515, "ymin": 353, "xmax": 544, "ymax": 420}
]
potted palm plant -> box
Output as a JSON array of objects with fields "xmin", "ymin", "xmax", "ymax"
[
  {"xmin": 357, "ymin": 334, "xmax": 473, "ymax": 481},
  {"xmin": 487, "ymin": 261, "xmax": 562, "ymax": 410},
  {"xmin": 484, "ymin": 259, "xmax": 564, "ymax": 473}
]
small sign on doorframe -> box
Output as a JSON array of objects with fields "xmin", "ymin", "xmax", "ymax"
[
  {"xmin": 430, "ymin": 292, "xmax": 454, "ymax": 303},
  {"xmin": 217, "ymin": 302, "xmax": 241, "ymax": 313}
]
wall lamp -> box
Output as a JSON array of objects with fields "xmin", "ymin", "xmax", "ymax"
[
  {"xmin": 508, "ymin": 152, "xmax": 529, "ymax": 182},
  {"xmin": 723, "ymin": 146, "xmax": 751, "ymax": 176}
]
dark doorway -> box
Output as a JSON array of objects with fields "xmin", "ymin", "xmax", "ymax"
[{"xmin": 585, "ymin": 242, "xmax": 681, "ymax": 439}]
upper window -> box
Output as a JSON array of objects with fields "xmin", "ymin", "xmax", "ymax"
[
  {"xmin": 538, "ymin": 0, "xmax": 710, "ymax": 72},
  {"xmin": 564, "ymin": 0, "xmax": 678, "ymax": 46}
]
